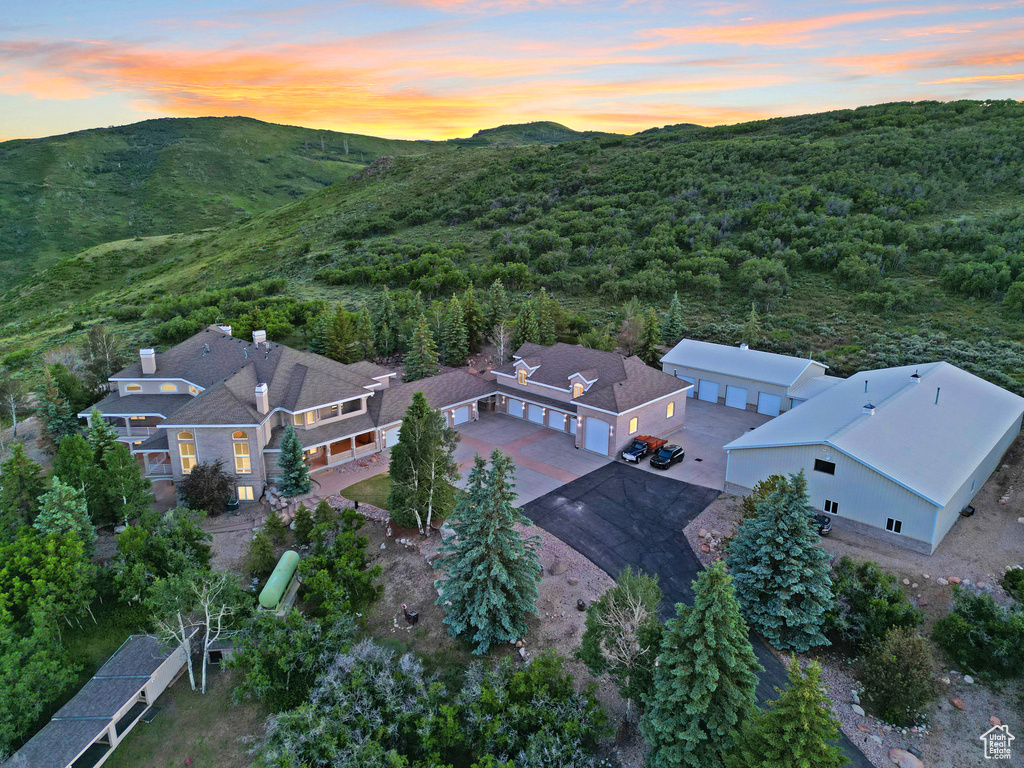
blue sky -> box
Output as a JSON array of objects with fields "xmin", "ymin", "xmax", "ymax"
[{"xmin": 1, "ymin": 0, "xmax": 1022, "ymax": 140}]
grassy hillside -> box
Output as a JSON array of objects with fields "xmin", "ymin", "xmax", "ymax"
[
  {"xmin": 5, "ymin": 100, "xmax": 1024, "ymax": 395},
  {"xmin": 0, "ymin": 116, "xmax": 448, "ymax": 284},
  {"xmin": 447, "ymin": 121, "xmax": 615, "ymax": 147}
]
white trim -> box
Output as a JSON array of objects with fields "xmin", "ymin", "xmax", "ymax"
[
  {"xmin": 578, "ymin": 386, "xmax": 690, "ymax": 417},
  {"xmin": 493, "ymin": 371, "xmax": 570, "ymax": 394},
  {"xmin": 78, "ymin": 411, "xmax": 171, "ymax": 418}
]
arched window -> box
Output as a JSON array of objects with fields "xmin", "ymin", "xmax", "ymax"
[
  {"xmin": 233, "ymin": 431, "xmax": 251, "ymax": 474},
  {"xmin": 572, "ymin": 382, "xmax": 584, "ymax": 398},
  {"xmin": 177, "ymin": 432, "xmax": 196, "ymax": 474},
  {"xmin": 667, "ymin": 401, "xmax": 675, "ymax": 418},
  {"xmin": 189, "ymin": 385, "xmax": 199, "ymax": 395},
  {"xmin": 125, "ymin": 384, "xmax": 142, "ymax": 393},
  {"xmin": 160, "ymin": 383, "xmax": 178, "ymax": 392}
]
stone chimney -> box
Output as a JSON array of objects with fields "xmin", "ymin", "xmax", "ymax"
[
  {"xmin": 252, "ymin": 329, "xmax": 267, "ymax": 347},
  {"xmin": 255, "ymin": 383, "xmax": 269, "ymax": 415},
  {"xmin": 140, "ymin": 348, "xmax": 156, "ymax": 375},
  {"xmin": 217, "ymin": 324, "xmax": 232, "ymax": 336}
]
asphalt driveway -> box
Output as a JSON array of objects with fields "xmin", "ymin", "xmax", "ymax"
[{"xmin": 522, "ymin": 463, "xmax": 872, "ymax": 768}]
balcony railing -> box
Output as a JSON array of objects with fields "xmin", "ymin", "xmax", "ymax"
[
  {"xmin": 145, "ymin": 464, "xmax": 172, "ymax": 476},
  {"xmin": 114, "ymin": 426, "xmax": 158, "ymax": 438}
]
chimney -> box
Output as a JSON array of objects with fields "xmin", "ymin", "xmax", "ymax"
[
  {"xmin": 252, "ymin": 329, "xmax": 267, "ymax": 347},
  {"xmin": 255, "ymin": 383, "xmax": 269, "ymax": 415},
  {"xmin": 739, "ymin": 343, "xmax": 749, "ymax": 351},
  {"xmin": 911, "ymin": 370, "xmax": 921, "ymax": 383},
  {"xmin": 863, "ymin": 402, "xmax": 875, "ymax": 415},
  {"xmin": 217, "ymin": 324, "xmax": 232, "ymax": 337},
  {"xmin": 140, "ymin": 348, "xmax": 156, "ymax": 375}
]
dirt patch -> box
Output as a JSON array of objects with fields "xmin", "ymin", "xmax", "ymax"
[{"xmin": 1, "ymin": 416, "xmax": 52, "ymax": 470}]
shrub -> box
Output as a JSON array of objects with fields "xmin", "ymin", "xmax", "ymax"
[
  {"xmin": 1002, "ymin": 568, "xmax": 1024, "ymax": 602},
  {"xmin": 860, "ymin": 627, "xmax": 935, "ymax": 726},
  {"xmin": 246, "ymin": 530, "xmax": 277, "ymax": 579},
  {"xmin": 827, "ymin": 557, "xmax": 923, "ymax": 649},
  {"xmin": 176, "ymin": 460, "xmax": 234, "ymax": 514},
  {"xmin": 292, "ymin": 504, "xmax": 314, "ymax": 545},
  {"xmin": 932, "ymin": 588, "xmax": 1024, "ymax": 679}
]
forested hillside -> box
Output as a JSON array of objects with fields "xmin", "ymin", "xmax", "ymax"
[
  {"xmin": 0, "ymin": 117, "xmax": 447, "ymax": 284},
  {"xmin": 4, "ymin": 100, "xmax": 1024, "ymax": 392}
]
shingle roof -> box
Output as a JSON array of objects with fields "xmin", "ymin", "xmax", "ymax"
[
  {"xmin": 493, "ymin": 384, "xmax": 577, "ymax": 414},
  {"xmin": 3, "ymin": 718, "xmax": 106, "ymax": 768},
  {"xmin": 78, "ymin": 391, "xmax": 193, "ymax": 419},
  {"xmin": 371, "ymin": 371, "xmax": 496, "ymax": 426},
  {"xmin": 346, "ymin": 361, "xmax": 397, "ymax": 380},
  {"xmin": 725, "ymin": 362, "xmax": 1024, "ymax": 507},
  {"xmin": 660, "ymin": 339, "xmax": 826, "ymax": 388},
  {"xmin": 132, "ymin": 431, "xmax": 169, "ymax": 453}
]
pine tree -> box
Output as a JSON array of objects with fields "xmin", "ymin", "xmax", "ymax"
[
  {"xmin": 264, "ymin": 506, "xmax": 289, "ymax": 544},
  {"xmin": 461, "ymin": 283, "xmax": 486, "ymax": 354},
  {"xmin": 662, "ymin": 292, "xmax": 684, "ymax": 344},
  {"xmin": 727, "ymin": 471, "xmax": 833, "ymax": 652},
  {"xmin": 636, "ymin": 308, "xmax": 663, "ymax": 366},
  {"xmin": 387, "ymin": 391, "xmax": 460, "ymax": 535},
  {"xmin": 403, "ymin": 315, "xmax": 440, "ymax": 382},
  {"xmin": 435, "ymin": 450, "xmax": 542, "ymax": 654},
  {"xmin": 726, "ymin": 658, "xmax": 849, "ymax": 768},
  {"xmin": 277, "ymin": 425, "xmax": 312, "ymax": 497},
  {"xmin": 53, "ymin": 433, "xmax": 93, "ymax": 493},
  {"xmin": 312, "ymin": 498, "xmax": 336, "ymax": 529},
  {"xmin": 34, "ymin": 477, "xmax": 97, "ymax": 554},
  {"xmin": 742, "ymin": 303, "xmax": 763, "ymax": 348},
  {"xmin": 247, "ymin": 529, "xmax": 277, "ymax": 578},
  {"xmin": 353, "ymin": 305, "xmax": 376, "ymax": 361},
  {"xmin": 325, "ymin": 304, "xmax": 358, "ymax": 363},
  {"xmin": 87, "ymin": 408, "xmax": 119, "ymax": 462},
  {"xmin": 536, "ymin": 288, "xmax": 557, "ymax": 345},
  {"xmin": 292, "ymin": 504, "xmax": 314, "ymax": 545},
  {"xmin": 640, "ymin": 561, "xmax": 762, "ymax": 768},
  {"xmin": 37, "ymin": 369, "xmax": 81, "ymax": 449},
  {"xmin": 0, "ymin": 443, "xmax": 47, "ymax": 531},
  {"xmin": 103, "ymin": 443, "xmax": 154, "ymax": 526},
  {"xmin": 372, "ymin": 287, "xmax": 400, "ymax": 360},
  {"xmin": 440, "ymin": 295, "xmax": 469, "ymax": 367},
  {"xmin": 486, "ymin": 278, "xmax": 509, "ymax": 334},
  {"xmin": 510, "ymin": 302, "xmax": 540, "ymax": 351}
]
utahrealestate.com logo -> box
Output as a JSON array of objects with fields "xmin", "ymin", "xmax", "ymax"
[{"xmin": 979, "ymin": 724, "xmax": 1014, "ymax": 760}]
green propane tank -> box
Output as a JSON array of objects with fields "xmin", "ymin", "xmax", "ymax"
[{"xmin": 258, "ymin": 550, "xmax": 300, "ymax": 610}]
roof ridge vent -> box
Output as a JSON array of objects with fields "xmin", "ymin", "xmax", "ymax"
[
  {"xmin": 862, "ymin": 402, "xmax": 875, "ymax": 415},
  {"xmin": 739, "ymin": 342, "xmax": 749, "ymax": 351},
  {"xmin": 911, "ymin": 369, "xmax": 921, "ymax": 383}
]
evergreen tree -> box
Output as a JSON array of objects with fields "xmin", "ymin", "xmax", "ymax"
[
  {"xmin": 33, "ymin": 478, "xmax": 96, "ymax": 554},
  {"xmin": 264, "ymin": 506, "xmax": 289, "ymax": 544},
  {"xmin": 536, "ymin": 288, "xmax": 557, "ymax": 345},
  {"xmin": 372, "ymin": 286, "xmax": 400, "ymax": 360},
  {"xmin": 0, "ymin": 443, "xmax": 47, "ymax": 532},
  {"xmin": 440, "ymin": 295, "xmax": 469, "ymax": 367},
  {"xmin": 435, "ymin": 450, "xmax": 542, "ymax": 654},
  {"xmin": 292, "ymin": 504, "xmax": 314, "ymax": 545},
  {"xmin": 37, "ymin": 369, "xmax": 81, "ymax": 449},
  {"xmin": 510, "ymin": 302, "xmax": 540, "ymax": 351},
  {"xmin": 86, "ymin": 408, "xmax": 119, "ymax": 461},
  {"xmin": 53, "ymin": 434, "xmax": 93, "ymax": 493},
  {"xmin": 726, "ymin": 658, "xmax": 849, "ymax": 768},
  {"xmin": 636, "ymin": 308, "xmax": 663, "ymax": 366},
  {"xmin": 387, "ymin": 391, "xmax": 460, "ymax": 535},
  {"xmin": 247, "ymin": 529, "xmax": 277, "ymax": 578},
  {"xmin": 312, "ymin": 498, "xmax": 336, "ymax": 529},
  {"xmin": 727, "ymin": 472, "xmax": 833, "ymax": 652},
  {"xmin": 403, "ymin": 315, "xmax": 440, "ymax": 382},
  {"xmin": 640, "ymin": 561, "xmax": 762, "ymax": 768},
  {"xmin": 353, "ymin": 305, "xmax": 376, "ymax": 361},
  {"xmin": 308, "ymin": 311, "xmax": 331, "ymax": 356},
  {"xmin": 662, "ymin": 292, "xmax": 684, "ymax": 344},
  {"xmin": 461, "ymin": 283, "xmax": 486, "ymax": 354},
  {"xmin": 103, "ymin": 443, "xmax": 154, "ymax": 525},
  {"xmin": 485, "ymin": 278, "xmax": 509, "ymax": 333},
  {"xmin": 277, "ymin": 425, "xmax": 312, "ymax": 497},
  {"xmin": 325, "ymin": 305, "xmax": 359, "ymax": 363},
  {"xmin": 742, "ymin": 303, "xmax": 764, "ymax": 348},
  {"xmin": 578, "ymin": 566, "xmax": 664, "ymax": 721}
]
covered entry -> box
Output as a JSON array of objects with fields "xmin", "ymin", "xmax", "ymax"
[
  {"xmin": 584, "ymin": 417, "xmax": 610, "ymax": 455},
  {"xmin": 725, "ymin": 385, "xmax": 748, "ymax": 410}
]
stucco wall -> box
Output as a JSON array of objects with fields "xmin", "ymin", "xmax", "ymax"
[
  {"xmin": 167, "ymin": 425, "xmax": 267, "ymax": 498},
  {"xmin": 116, "ymin": 378, "xmax": 197, "ymax": 397},
  {"xmin": 496, "ymin": 372, "xmax": 574, "ymax": 404}
]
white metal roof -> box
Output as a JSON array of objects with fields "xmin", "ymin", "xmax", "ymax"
[
  {"xmin": 660, "ymin": 339, "xmax": 826, "ymax": 388},
  {"xmin": 725, "ymin": 362, "xmax": 1024, "ymax": 507},
  {"xmin": 788, "ymin": 375, "xmax": 844, "ymax": 402}
]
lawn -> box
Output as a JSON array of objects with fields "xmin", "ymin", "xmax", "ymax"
[
  {"xmin": 104, "ymin": 669, "xmax": 265, "ymax": 768},
  {"xmin": 340, "ymin": 472, "xmax": 391, "ymax": 509}
]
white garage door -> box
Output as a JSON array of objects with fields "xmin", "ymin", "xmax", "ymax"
[
  {"xmin": 507, "ymin": 398, "xmax": 524, "ymax": 418},
  {"xmin": 527, "ymin": 404, "xmax": 545, "ymax": 424},
  {"xmin": 549, "ymin": 412, "xmax": 566, "ymax": 431},
  {"xmin": 584, "ymin": 418, "xmax": 610, "ymax": 455},
  {"xmin": 384, "ymin": 425, "xmax": 401, "ymax": 447},
  {"xmin": 569, "ymin": 417, "xmax": 577, "ymax": 435},
  {"xmin": 757, "ymin": 392, "xmax": 782, "ymax": 417},
  {"xmin": 452, "ymin": 405, "xmax": 471, "ymax": 425},
  {"xmin": 725, "ymin": 385, "xmax": 748, "ymax": 410},
  {"xmin": 698, "ymin": 380, "xmax": 720, "ymax": 403},
  {"xmin": 676, "ymin": 373, "xmax": 696, "ymax": 398}
]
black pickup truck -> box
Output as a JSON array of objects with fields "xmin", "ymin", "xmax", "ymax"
[{"xmin": 622, "ymin": 438, "xmax": 661, "ymax": 463}]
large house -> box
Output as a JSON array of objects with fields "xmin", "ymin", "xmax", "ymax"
[
  {"xmin": 84, "ymin": 327, "xmax": 690, "ymax": 501},
  {"xmin": 724, "ymin": 362, "xmax": 1024, "ymax": 554}
]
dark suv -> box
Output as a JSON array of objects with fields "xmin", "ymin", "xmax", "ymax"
[{"xmin": 650, "ymin": 445, "xmax": 685, "ymax": 469}]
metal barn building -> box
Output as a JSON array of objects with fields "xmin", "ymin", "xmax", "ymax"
[
  {"xmin": 724, "ymin": 362, "xmax": 1024, "ymax": 554},
  {"xmin": 660, "ymin": 339, "xmax": 841, "ymax": 416}
]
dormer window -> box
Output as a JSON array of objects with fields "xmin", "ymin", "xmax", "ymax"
[
  {"xmin": 572, "ymin": 382, "xmax": 584, "ymax": 398},
  {"xmin": 517, "ymin": 370, "xmax": 527, "ymax": 385},
  {"xmin": 189, "ymin": 385, "xmax": 199, "ymax": 395}
]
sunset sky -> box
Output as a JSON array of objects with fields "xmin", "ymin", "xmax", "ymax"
[{"xmin": 1, "ymin": 1, "xmax": 1022, "ymax": 141}]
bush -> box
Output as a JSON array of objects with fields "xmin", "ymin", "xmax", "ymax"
[
  {"xmin": 246, "ymin": 530, "xmax": 277, "ymax": 579},
  {"xmin": 932, "ymin": 588, "xmax": 1024, "ymax": 679},
  {"xmin": 1001, "ymin": 568, "xmax": 1024, "ymax": 602},
  {"xmin": 827, "ymin": 557, "xmax": 923, "ymax": 649},
  {"xmin": 860, "ymin": 627, "xmax": 935, "ymax": 726},
  {"xmin": 176, "ymin": 460, "xmax": 234, "ymax": 514}
]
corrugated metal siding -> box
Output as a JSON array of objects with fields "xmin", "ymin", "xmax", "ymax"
[
  {"xmin": 662, "ymin": 363, "xmax": 791, "ymax": 410},
  {"xmin": 726, "ymin": 443, "xmax": 938, "ymax": 549},
  {"xmin": 660, "ymin": 339, "xmax": 824, "ymax": 387}
]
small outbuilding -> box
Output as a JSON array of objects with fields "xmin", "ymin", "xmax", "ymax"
[
  {"xmin": 3, "ymin": 633, "xmax": 194, "ymax": 768},
  {"xmin": 660, "ymin": 338, "xmax": 840, "ymax": 415},
  {"xmin": 724, "ymin": 362, "xmax": 1024, "ymax": 554}
]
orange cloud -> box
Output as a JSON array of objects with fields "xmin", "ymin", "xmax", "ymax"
[{"xmin": 923, "ymin": 72, "xmax": 1024, "ymax": 83}]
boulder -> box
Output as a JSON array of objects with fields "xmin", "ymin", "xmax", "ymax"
[
  {"xmin": 949, "ymin": 576, "xmax": 961, "ymax": 584},
  {"xmin": 991, "ymin": 716, "xmax": 1002, "ymax": 727},
  {"xmin": 700, "ymin": 544, "xmax": 711, "ymax": 553},
  {"xmin": 903, "ymin": 578, "xmax": 911, "ymax": 585},
  {"xmin": 567, "ymin": 577, "xmax": 579, "ymax": 586},
  {"xmin": 937, "ymin": 577, "xmax": 948, "ymax": 586},
  {"xmin": 851, "ymin": 704, "xmax": 866, "ymax": 717},
  {"xmin": 698, "ymin": 528, "xmax": 708, "ymax": 538},
  {"xmin": 963, "ymin": 675, "xmax": 974, "ymax": 684},
  {"xmin": 949, "ymin": 697, "xmax": 965, "ymax": 711},
  {"xmin": 439, "ymin": 522, "xmax": 456, "ymax": 541},
  {"xmin": 856, "ymin": 724, "xmax": 872, "ymax": 733},
  {"xmin": 548, "ymin": 559, "xmax": 568, "ymax": 576},
  {"xmin": 888, "ymin": 748, "xmax": 925, "ymax": 768}
]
